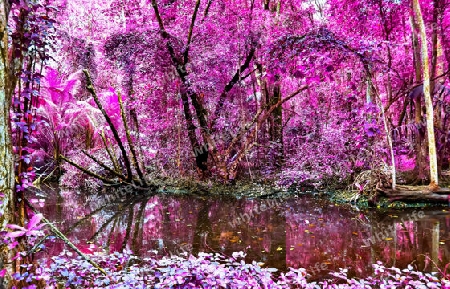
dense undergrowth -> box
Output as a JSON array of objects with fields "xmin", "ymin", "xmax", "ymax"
[{"xmin": 10, "ymin": 249, "xmax": 450, "ymax": 289}]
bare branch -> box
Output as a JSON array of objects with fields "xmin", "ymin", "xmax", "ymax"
[
  {"xmin": 151, "ymin": 0, "xmax": 166, "ymax": 34},
  {"xmin": 81, "ymin": 150, "xmax": 127, "ymax": 181},
  {"xmin": 83, "ymin": 69, "xmax": 133, "ymax": 182},
  {"xmin": 203, "ymin": 0, "xmax": 213, "ymax": 19},
  {"xmin": 99, "ymin": 131, "xmax": 120, "ymax": 172},
  {"xmin": 184, "ymin": 0, "xmax": 201, "ymax": 63},
  {"xmin": 118, "ymin": 92, "xmax": 147, "ymax": 186},
  {"xmin": 60, "ymin": 155, "xmax": 117, "ymax": 184},
  {"xmin": 210, "ymin": 46, "xmax": 256, "ymax": 131}
]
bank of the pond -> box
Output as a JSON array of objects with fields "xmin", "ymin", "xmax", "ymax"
[
  {"xmin": 140, "ymin": 177, "xmax": 450, "ymax": 209},
  {"xmin": 47, "ymin": 172, "xmax": 450, "ymax": 210}
]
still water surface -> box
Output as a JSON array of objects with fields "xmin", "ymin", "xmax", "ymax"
[{"xmin": 36, "ymin": 188, "xmax": 450, "ymax": 280}]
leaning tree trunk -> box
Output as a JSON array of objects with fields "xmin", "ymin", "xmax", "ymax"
[
  {"xmin": 413, "ymin": 0, "xmax": 439, "ymax": 189},
  {"xmin": 0, "ymin": 1, "xmax": 14, "ymax": 287}
]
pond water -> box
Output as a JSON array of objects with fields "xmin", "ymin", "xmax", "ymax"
[{"xmin": 34, "ymin": 187, "xmax": 450, "ymax": 280}]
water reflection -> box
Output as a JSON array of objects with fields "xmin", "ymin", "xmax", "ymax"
[{"xmin": 35, "ymin": 188, "xmax": 450, "ymax": 280}]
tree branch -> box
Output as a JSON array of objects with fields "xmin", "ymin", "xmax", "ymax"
[
  {"xmin": 151, "ymin": 0, "xmax": 166, "ymax": 34},
  {"xmin": 81, "ymin": 150, "xmax": 127, "ymax": 181},
  {"xmin": 83, "ymin": 69, "xmax": 133, "ymax": 182},
  {"xmin": 99, "ymin": 130, "xmax": 120, "ymax": 173},
  {"xmin": 60, "ymin": 155, "xmax": 117, "ymax": 184},
  {"xmin": 203, "ymin": 0, "xmax": 213, "ymax": 19},
  {"xmin": 118, "ymin": 92, "xmax": 147, "ymax": 186},
  {"xmin": 210, "ymin": 46, "xmax": 256, "ymax": 131},
  {"xmin": 151, "ymin": 0, "xmax": 186, "ymax": 72},
  {"xmin": 184, "ymin": 0, "xmax": 201, "ymax": 64}
]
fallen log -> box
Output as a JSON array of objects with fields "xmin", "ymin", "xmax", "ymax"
[
  {"xmin": 24, "ymin": 198, "xmax": 107, "ymax": 275},
  {"xmin": 378, "ymin": 185, "xmax": 450, "ymax": 203}
]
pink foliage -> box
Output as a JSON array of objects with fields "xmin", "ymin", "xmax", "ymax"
[{"xmin": 27, "ymin": 0, "xmax": 450, "ymax": 185}]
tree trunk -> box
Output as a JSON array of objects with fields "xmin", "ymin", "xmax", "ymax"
[
  {"xmin": 269, "ymin": 84, "xmax": 283, "ymax": 168},
  {"xmin": 0, "ymin": 1, "xmax": 14, "ymax": 287},
  {"xmin": 409, "ymin": 14, "xmax": 426, "ymax": 183},
  {"xmin": 430, "ymin": 0, "xmax": 445, "ymax": 176},
  {"xmin": 0, "ymin": 0, "xmax": 13, "ymax": 230},
  {"xmin": 413, "ymin": 0, "xmax": 439, "ymax": 188}
]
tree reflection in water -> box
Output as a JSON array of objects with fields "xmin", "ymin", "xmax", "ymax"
[{"xmin": 36, "ymin": 187, "xmax": 450, "ymax": 280}]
